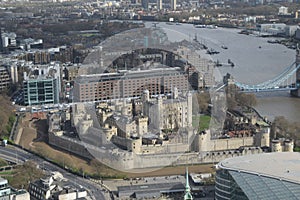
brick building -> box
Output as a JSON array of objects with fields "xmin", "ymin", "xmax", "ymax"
[{"xmin": 73, "ymin": 67, "xmax": 189, "ymax": 102}]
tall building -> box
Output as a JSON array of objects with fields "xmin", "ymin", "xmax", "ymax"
[
  {"xmin": 23, "ymin": 64, "xmax": 61, "ymax": 106},
  {"xmin": 171, "ymin": 0, "xmax": 176, "ymax": 10},
  {"xmin": 24, "ymin": 78, "xmax": 59, "ymax": 106},
  {"xmin": 215, "ymin": 152, "xmax": 300, "ymax": 200}
]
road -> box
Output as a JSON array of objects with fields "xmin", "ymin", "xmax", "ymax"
[{"xmin": 0, "ymin": 145, "xmax": 108, "ymax": 200}]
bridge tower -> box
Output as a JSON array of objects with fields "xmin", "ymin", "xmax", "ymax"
[{"xmin": 291, "ymin": 46, "xmax": 300, "ymax": 97}]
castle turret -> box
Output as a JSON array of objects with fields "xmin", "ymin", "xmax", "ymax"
[
  {"xmin": 254, "ymin": 128, "xmax": 270, "ymax": 147},
  {"xmin": 196, "ymin": 130, "xmax": 211, "ymax": 152},
  {"xmin": 284, "ymin": 139, "xmax": 294, "ymax": 152},
  {"xmin": 136, "ymin": 116, "xmax": 148, "ymax": 137},
  {"xmin": 271, "ymin": 140, "xmax": 282, "ymax": 152},
  {"xmin": 173, "ymin": 87, "xmax": 178, "ymax": 99},
  {"xmin": 142, "ymin": 89, "xmax": 150, "ymax": 102}
]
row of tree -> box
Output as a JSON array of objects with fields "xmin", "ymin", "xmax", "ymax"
[{"xmin": 196, "ymin": 85, "xmax": 257, "ymax": 114}]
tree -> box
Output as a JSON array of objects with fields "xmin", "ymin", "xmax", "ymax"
[
  {"xmin": 196, "ymin": 92, "xmax": 210, "ymax": 114},
  {"xmin": 236, "ymin": 93, "xmax": 257, "ymax": 108},
  {"xmin": 271, "ymin": 116, "xmax": 289, "ymax": 139},
  {"xmin": 226, "ymin": 96, "xmax": 238, "ymax": 110}
]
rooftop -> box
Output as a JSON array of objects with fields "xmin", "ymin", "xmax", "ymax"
[
  {"xmin": 0, "ymin": 177, "xmax": 8, "ymax": 185},
  {"xmin": 75, "ymin": 67, "xmax": 185, "ymax": 83},
  {"xmin": 218, "ymin": 152, "xmax": 300, "ymax": 184},
  {"xmin": 118, "ymin": 182, "xmax": 185, "ymax": 193}
]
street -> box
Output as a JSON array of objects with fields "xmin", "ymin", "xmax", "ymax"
[{"xmin": 0, "ymin": 145, "xmax": 108, "ymax": 199}]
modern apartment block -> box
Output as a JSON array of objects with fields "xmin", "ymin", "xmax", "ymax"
[
  {"xmin": 23, "ymin": 63, "xmax": 61, "ymax": 105},
  {"xmin": 0, "ymin": 66, "xmax": 11, "ymax": 91},
  {"xmin": 73, "ymin": 67, "xmax": 189, "ymax": 102}
]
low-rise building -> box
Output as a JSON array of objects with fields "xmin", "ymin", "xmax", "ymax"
[
  {"xmin": 0, "ymin": 32, "xmax": 16, "ymax": 48},
  {"xmin": 0, "ymin": 177, "xmax": 30, "ymax": 200},
  {"xmin": 29, "ymin": 172, "xmax": 87, "ymax": 200},
  {"xmin": 257, "ymin": 23, "xmax": 286, "ymax": 34},
  {"xmin": 19, "ymin": 38, "xmax": 43, "ymax": 51},
  {"xmin": 118, "ymin": 182, "xmax": 185, "ymax": 199}
]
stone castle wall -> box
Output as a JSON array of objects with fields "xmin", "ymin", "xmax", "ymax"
[
  {"xmin": 48, "ymin": 132, "xmax": 93, "ymax": 159},
  {"xmin": 48, "ymin": 131, "xmax": 263, "ymax": 170}
]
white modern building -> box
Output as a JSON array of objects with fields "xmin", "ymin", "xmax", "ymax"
[{"xmin": 0, "ymin": 177, "xmax": 30, "ymax": 200}]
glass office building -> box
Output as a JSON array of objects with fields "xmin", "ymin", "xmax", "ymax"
[
  {"xmin": 23, "ymin": 64, "xmax": 61, "ymax": 106},
  {"xmin": 215, "ymin": 152, "xmax": 300, "ymax": 200},
  {"xmin": 24, "ymin": 78, "xmax": 59, "ymax": 105}
]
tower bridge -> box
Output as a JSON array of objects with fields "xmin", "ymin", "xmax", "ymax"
[{"xmin": 228, "ymin": 48, "xmax": 300, "ymax": 95}]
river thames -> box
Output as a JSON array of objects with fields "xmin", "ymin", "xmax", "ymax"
[{"xmin": 146, "ymin": 22, "xmax": 300, "ymax": 122}]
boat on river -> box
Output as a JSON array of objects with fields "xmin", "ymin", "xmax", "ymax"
[
  {"xmin": 221, "ymin": 45, "xmax": 228, "ymax": 49},
  {"xmin": 207, "ymin": 48, "xmax": 220, "ymax": 55}
]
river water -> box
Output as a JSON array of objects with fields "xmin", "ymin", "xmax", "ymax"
[{"xmin": 145, "ymin": 22, "xmax": 300, "ymax": 122}]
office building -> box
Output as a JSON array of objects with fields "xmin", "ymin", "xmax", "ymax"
[
  {"xmin": 23, "ymin": 63, "xmax": 61, "ymax": 105},
  {"xmin": 73, "ymin": 67, "xmax": 189, "ymax": 102},
  {"xmin": 215, "ymin": 152, "xmax": 300, "ymax": 200}
]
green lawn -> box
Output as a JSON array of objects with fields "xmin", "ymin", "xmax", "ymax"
[{"xmin": 192, "ymin": 115, "xmax": 211, "ymax": 131}]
